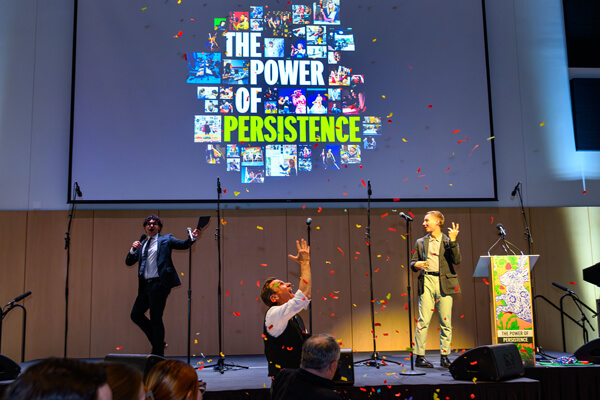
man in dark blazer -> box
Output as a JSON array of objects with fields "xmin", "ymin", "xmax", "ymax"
[
  {"xmin": 126, "ymin": 215, "xmax": 200, "ymax": 356},
  {"xmin": 410, "ymin": 211, "xmax": 461, "ymax": 368}
]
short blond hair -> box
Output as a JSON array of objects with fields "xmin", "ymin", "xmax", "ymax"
[{"xmin": 426, "ymin": 210, "xmax": 445, "ymax": 227}]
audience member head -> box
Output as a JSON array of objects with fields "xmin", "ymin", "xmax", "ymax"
[
  {"xmin": 144, "ymin": 360, "xmax": 201, "ymax": 400},
  {"xmin": 101, "ymin": 362, "xmax": 144, "ymax": 400},
  {"xmin": 300, "ymin": 333, "xmax": 340, "ymax": 380},
  {"xmin": 4, "ymin": 357, "xmax": 111, "ymax": 400}
]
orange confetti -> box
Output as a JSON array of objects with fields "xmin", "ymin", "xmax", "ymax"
[
  {"xmin": 260, "ymin": 263, "xmax": 268, "ymax": 267},
  {"xmin": 318, "ymin": 207, "xmax": 322, "ymax": 213},
  {"xmin": 233, "ymin": 312, "xmax": 241, "ymax": 316},
  {"xmin": 337, "ymin": 247, "xmax": 344, "ymax": 257},
  {"xmin": 469, "ymin": 144, "xmax": 479, "ymax": 156},
  {"xmin": 483, "ymin": 278, "xmax": 489, "ymax": 285},
  {"xmin": 116, "ymin": 346, "xmax": 123, "ymax": 350},
  {"xmin": 490, "ymin": 216, "xmax": 494, "ymax": 224}
]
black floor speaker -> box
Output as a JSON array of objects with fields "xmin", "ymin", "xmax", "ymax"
[
  {"xmin": 333, "ymin": 349, "xmax": 354, "ymax": 385},
  {"xmin": 0, "ymin": 354, "xmax": 21, "ymax": 381},
  {"xmin": 104, "ymin": 354, "xmax": 165, "ymax": 379},
  {"xmin": 449, "ymin": 344, "xmax": 524, "ymax": 382},
  {"xmin": 574, "ymin": 338, "xmax": 600, "ymax": 363}
]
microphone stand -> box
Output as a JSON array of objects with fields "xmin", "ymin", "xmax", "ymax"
[
  {"xmin": 355, "ymin": 181, "xmax": 401, "ymax": 368},
  {"xmin": 399, "ymin": 213, "xmax": 425, "ymax": 376},
  {"xmin": 558, "ymin": 290, "xmax": 597, "ymax": 352},
  {"xmin": 1, "ymin": 301, "xmax": 28, "ymax": 362},
  {"xmin": 187, "ymin": 234, "xmax": 194, "ymax": 364},
  {"xmin": 63, "ymin": 183, "xmax": 81, "ymax": 358},
  {"xmin": 513, "ymin": 183, "xmax": 547, "ymax": 360},
  {"xmin": 206, "ymin": 178, "xmax": 247, "ymax": 373},
  {"xmin": 306, "ymin": 218, "xmax": 312, "ymax": 334}
]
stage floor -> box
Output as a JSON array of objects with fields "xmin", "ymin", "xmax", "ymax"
[{"xmin": 14, "ymin": 350, "xmax": 599, "ymax": 400}]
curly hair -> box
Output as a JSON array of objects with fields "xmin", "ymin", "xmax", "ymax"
[{"xmin": 143, "ymin": 215, "xmax": 163, "ymax": 231}]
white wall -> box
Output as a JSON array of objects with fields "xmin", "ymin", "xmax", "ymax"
[{"xmin": 1, "ymin": 0, "xmax": 599, "ymax": 211}]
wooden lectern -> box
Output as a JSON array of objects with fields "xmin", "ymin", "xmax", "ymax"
[{"xmin": 474, "ymin": 255, "xmax": 539, "ymax": 367}]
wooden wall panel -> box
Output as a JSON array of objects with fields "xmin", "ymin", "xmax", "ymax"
[
  {"xmin": 287, "ymin": 209, "xmax": 353, "ymax": 348},
  {"xmin": 0, "ymin": 211, "xmax": 27, "ymax": 361},
  {"xmin": 222, "ymin": 209, "xmax": 288, "ymax": 355},
  {"xmin": 24, "ymin": 211, "xmax": 69, "ymax": 360},
  {"xmin": 589, "ymin": 207, "xmax": 600, "ymax": 303},
  {"xmin": 530, "ymin": 207, "xmax": 598, "ymax": 353},
  {"xmin": 89, "ymin": 210, "xmax": 158, "ymax": 357}
]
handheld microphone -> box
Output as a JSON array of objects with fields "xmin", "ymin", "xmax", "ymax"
[
  {"xmin": 511, "ymin": 182, "xmax": 521, "ymax": 197},
  {"xmin": 306, "ymin": 218, "xmax": 312, "ymax": 225},
  {"xmin": 399, "ymin": 212, "xmax": 413, "ymax": 221},
  {"xmin": 496, "ymin": 223, "xmax": 506, "ymax": 237},
  {"xmin": 140, "ymin": 234, "xmax": 147, "ymax": 242},
  {"xmin": 187, "ymin": 227, "xmax": 196, "ymax": 242},
  {"xmin": 6, "ymin": 291, "xmax": 32, "ymax": 306},
  {"xmin": 552, "ymin": 282, "xmax": 575, "ymax": 294},
  {"xmin": 74, "ymin": 182, "xmax": 83, "ymax": 197}
]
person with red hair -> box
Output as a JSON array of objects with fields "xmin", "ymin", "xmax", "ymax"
[{"xmin": 145, "ymin": 360, "xmax": 204, "ymax": 400}]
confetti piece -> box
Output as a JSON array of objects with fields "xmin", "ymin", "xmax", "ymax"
[
  {"xmin": 402, "ymin": 138, "xmax": 407, "ymax": 142},
  {"xmin": 469, "ymin": 144, "xmax": 479, "ymax": 156},
  {"xmin": 240, "ymin": 281, "xmax": 243, "ymax": 285},
  {"xmin": 257, "ymin": 280, "xmax": 260, "ymax": 287},
  {"xmin": 452, "ymin": 129, "xmax": 460, "ymax": 134},
  {"xmin": 483, "ymin": 278, "xmax": 489, "ymax": 285},
  {"xmin": 388, "ymin": 227, "xmax": 397, "ymax": 232},
  {"xmin": 337, "ymin": 247, "xmax": 344, "ymax": 257},
  {"xmin": 490, "ymin": 216, "xmax": 494, "ymax": 224},
  {"xmin": 569, "ymin": 281, "xmax": 576, "ymax": 285},
  {"xmin": 141, "ymin": 7, "xmax": 147, "ymax": 11},
  {"xmin": 260, "ymin": 263, "xmax": 267, "ymax": 267},
  {"xmin": 233, "ymin": 312, "xmax": 240, "ymax": 316},
  {"xmin": 318, "ymin": 207, "xmax": 322, "ymax": 213},
  {"xmin": 234, "ymin": 191, "xmax": 240, "ymax": 196},
  {"xmin": 361, "ymin": 179, "xmax": 367, "ymax": 187},
  {"xmin": 382, "ymin": 95, "xmax": 386, "ymax": 99},
  {"xmin": 356, "ymin": 224, "xmax": 362, "ymax": 228},
  {"xmin": 428, "ymin": 105, "xmax": 432, "ymax": 108},
  {"xmin": 460, "ymin": 314, "xmax": 465, "ymax": 318},
  {"xmin": 487, "ymin": 136, "xmax": 495, "ymax": 140},
  {"xmin": 257, "ymin": 226, "xmax": 264, "ymax": 230},
  {"xmin": 381, "ymin": 213, "xmax": 389, "ymax": 218},
  {"xmin": 226, "ymin": 291, "xmax": 229, "ymax": 296},
  {"xmin": 116, "ymin": 346, "xmax": 123, "ymax": 350},
  {"xmin": 393, "ymin": 198, "xmax": 400, "ymax": 201},
  {"xmin": 540, "ymin": 121, "xmax": 545, "ymax": 126},
  {"xmin": 386, "ymin": 112, "xmax": 393, "ymax": 118}
]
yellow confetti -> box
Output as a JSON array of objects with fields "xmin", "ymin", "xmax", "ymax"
[
  {"xmin": 353, "ymin": 303, "xmax": 357, "ymax": 307},
  {"xmin": 356, "ymin": 224, "xmax": 362, "ymax": 228},
  {"xmin": 487, "ymin": 136, "xmax": 495, "ymax": 140},
  {"xmin": 341, "ymin": 376, "xmax": 348, "ymax": 381},
  {"xmin": 377, "ymin": 254, "xmax": 381, "ymax": 258},
  {"xmin": 178, "ymin": 0, "xmax": 182, "ymax": 4},
  {"xmin": 220, "ymin": 218, "xmax": 227, "ymax": 225},
  {"xmin": 257, "ymin": 226, "xmax": 264, "ymax": 230},
  {"xmin": 220, "ymin": 352, "xmax": 225, "ymax": 357},
  {"xmin": 246, "ymin": 188, "xmax": 249, "ymax": 192},
  {"xmin": 401, "ymin": 264, "xmax": 405, "ymax": 268},
  {"xmin": 449, "ymin": 184, "xmax": 453, "ymax": 186},
  {"xmin": 181, "ymin": 272, "xmax": 184, "ymax": 276},
  {"xmin": 472, "ymin": 377, "xmax": 477, "ymax": 384},
  {"xmin": 540, "ymin": 121, "xmax": 545, "ymax": 126},
  {"xmin": 194, "ymin": 339, "xmax": 198, "ymax": 344},
  {"xmin": 234, "ymin": 191, "xmax": 240, "ymax": 196},
  {"xmin": 316, "ymin": 226, "xmax": 321, "ymax": 230},
  {"xmin": 263, "ymin": 384, "xmax": 266, "ymax": 388},
  {"xmin": 326, "ymin": 261, "xmax": 331, "ymax": 264},
  {"xmin": 141, "ymin": 7, "xmax": 147, "ymax": 11},
  {"xmin": 386, "ymin": 112, "xmax": 393, "ymax": 118},
  {"xmin": 386, "ymin": 293, "xmax": 391, "ymax": 300},
  {"xmin": 402, "ymin": 138, "xmax": 407, "ymax": 142},
  {"xmin": 401, "ymin": 234, "xmax": 406, "ymax": 240},
  {"xmin": 382, "ymin": 95, "xmax": 386, "ymax": 99}
]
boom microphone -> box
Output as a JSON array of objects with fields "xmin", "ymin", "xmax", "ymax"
[
  {"xmin": 6, "ymin": 291, "xmax": 32, "ymax": 306},
  {"xmin": 74, "ymin": 182, "xmax": 83, "ymax": 197},
  {"xmin": 496, "ymin": 223, "xmax": 506, "ymax": 237},
  {"xmin": 399, "ymin": 212, "xmax": 413, "ymax": 221},
  {"xmin": 511, "ymin": 182, "xmax": 521, "ymax": 197},
  {"xmin": 552, "ymin": 282, "xmax": 575, "ymax": 294}
]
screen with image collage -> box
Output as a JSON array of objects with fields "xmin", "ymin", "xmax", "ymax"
[{"xmin": 70, "ymin": 0, "xmax": 495, "ymax": 202}]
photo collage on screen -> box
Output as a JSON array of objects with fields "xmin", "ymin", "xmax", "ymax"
[{"xmin": 186, "ymin": 1, "xmax": 381, "ymax": 184}]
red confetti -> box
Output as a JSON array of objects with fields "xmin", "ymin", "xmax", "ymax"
[
  {"xmin": 455, "ymin": 286, "xmax": 459, "ymax": 292},
  {"xmin": 404, "ymin": 303, "xmax": 408, "ymax": 310},
  {"xmin": 483, "ymin": 278, "xmax": 489, "ymax": 285},
  {"xmin": 452, "ymin": 129, "xmax": 460, "ymax": 134},
  {"xmin": 470, "ymin": 361, "xmax": 478, "ymax": 365},
  {"xmin": 460, "ymin": 314, "xmax": 465, "ymax": 318},
  {"xmin": 428, "ymin": 105, "xmax": 432, "ymax": 108},
  {"xmin": 381, "ymin": 213, "xmax": 389, "ymax": 218},
  {"xmin": 302, "ymin": 205, "xmax": 306, "ymax": 209},
  {"xmin": 233, "ymin": 312, "xmax": 240, "ymax": 316},
  {"xmin": 469, "ymin": 144, "xmax": 479, "ymax": 156},
  {"xmin": 569, "ymin": 281, "xmax": 576, "ymax": 285},
  {"xmin": 223, "ymin": 189, "xmax": 227, "ymax": 193},
  {"xmin": 361, "ymin": 179, "xmax": 367, "ymax": 187},
  {"xmin": 177, "ymin": 31, "xmax": 183, "ymax": 37},
  {"xmin": 470, "ymin": 394, "xmax": 476, "ymax": 399},
  {"xmin": 393, "ymin": 198, "xmax": 400, "ymax": 202},
  {"xmin": 337, "ymin": 247, "xmax": 344, "ymax": 257},
  {"xmin": 287, "ymin": 346, "xmax": 293, "ymax": 351},
  {"xmin": 331, "ymin": 313, "xmax": 335, "ymax": 317},
  {"xmin": 409, "ymin": 211, "xmax": 415, "ymax": 218},
  {"xmin": 268, "ymin": 324, "xmax": 274, "ymax": 330},
  {"xmin": 240, "ymin": 281, "xmax": 244, "ymax": 285},
  {"xmin": 116, "ymin": 346, "xmax": 123, "ymax": 350},
  {"xmin": 261, "ymin": 263, "xmax": 268, "ymax": 266},
  {"xmin": 330, "ymin": 293, "xmax": 338, "ymax": 299},
  {"xmin": 330, "ymin": 270, "xmax": 335, "ymax": 274},
  {"xmin": 490, "ymin": 216, "xmax": 494, "ymax": 224},
  {"xmin": 257, "ymin": 280, "xmax": 260, "ymax": 287},
  {"xmin": 389, "ymin": 227, "xmax": 397, "ymax": 232},
  {"xmin": 313, "ymin": 143, "xmax": 319, "ymax": 148},
  {"xmin": 417, "ymin": 168, "xmax": 421, "ymax": 173},
  {"xmin": 318, "ymin": 207, "xmax": 322, "ymax": 213},
  {"xmin": 226, "ymin": 291, "xmax": 230, "ymax": 296}
]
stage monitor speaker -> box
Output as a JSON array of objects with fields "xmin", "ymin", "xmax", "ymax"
[
  {"xmin": 104, "ymin": 354, "xmax": 165, "ymax": 379},
  {"xmin": 0, "ymin": 354, "xmax": 21, "ymax": 381},
  {"xmin": 574, "ymin": 338, "xmax": 600, "ymax": 364},
  {"xmin": 333, "ymin": 349, "xmax": 354, "ymax": 386},
  {"xmin": 449, "ymin": 344, "xmax": 524, "ymax": 382}
]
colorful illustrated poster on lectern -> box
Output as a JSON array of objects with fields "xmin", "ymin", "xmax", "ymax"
[{"xmin": 491, "ymin": 255, "xmax": 535, "ymax": 367}]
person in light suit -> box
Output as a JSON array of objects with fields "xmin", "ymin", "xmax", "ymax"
[{"xmin": 126, "ymin": 215, "xmax": 200, "ymax": 356}]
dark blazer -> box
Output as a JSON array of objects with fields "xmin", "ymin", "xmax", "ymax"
[
  {"xmin": 125, "ymin": 234, "xmax": 194, "ymax": 289},
  {"xmin": 410, "ymin": 233, "xmax": 461, "ymax": 295}
]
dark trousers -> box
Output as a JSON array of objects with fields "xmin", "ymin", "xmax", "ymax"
[{"xmin": 131, "ymin": 278, "xmax": 171, "ymax": 356}]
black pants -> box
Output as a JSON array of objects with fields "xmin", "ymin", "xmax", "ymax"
[{"xmin": 131, "ymin": 278, "xmax": 171, "ymax": 356}]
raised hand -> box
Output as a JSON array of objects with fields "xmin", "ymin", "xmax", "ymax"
[{"xmin": 448, "ymin": 222, "xmax": 459, "ymax": 242}]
